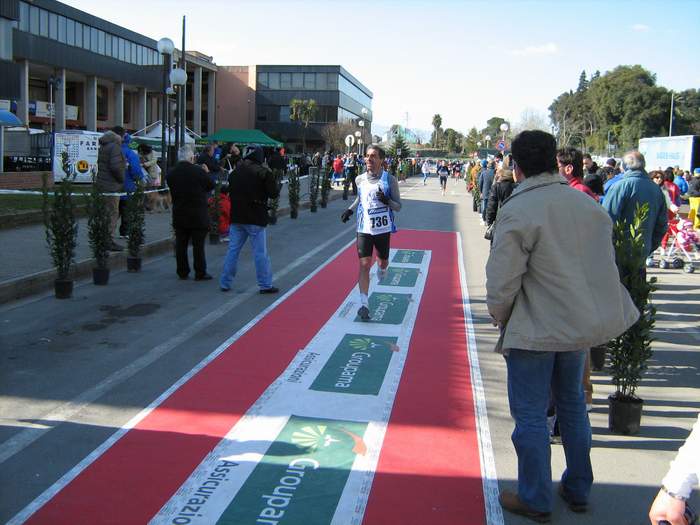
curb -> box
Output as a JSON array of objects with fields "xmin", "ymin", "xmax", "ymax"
[{"xmin": 0, "ymin": 192, "xmax": 347, "ymax": 305}]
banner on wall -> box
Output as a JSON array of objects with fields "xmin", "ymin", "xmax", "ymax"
[{"xmin": 52, "ymin": 131, "xmax": 102, "ymax": 183}]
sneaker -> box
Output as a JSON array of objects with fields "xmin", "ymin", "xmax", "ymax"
[
  {"xmin": 109, "ymin": 242, "xmax": 124, "ymax": 252},
  {"xmin": 259, "ymin": 287, "xmax": 279, "ymax": 294},
  {"xmin": 194, "ymin": 273, "xmax": 213, "ymax": 281},
  {"xmin": 558, "ymin": 483, "xmax": 587, "ymax": 513},
  {"xmin": 357, "ymin": 305, "xmax": 371, "ymax": 322},
  {"xmin": 499, "ymin": 491, "xmax": 551, "ymax": 523}
]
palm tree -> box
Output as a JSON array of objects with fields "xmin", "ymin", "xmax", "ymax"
[
  {"xmin": 432, "ymin": 114, "xmax": 442, "ymax": 147},
  {"xmin": 290, "ymin": 99, "xmax": 318, "ymax": 153}
]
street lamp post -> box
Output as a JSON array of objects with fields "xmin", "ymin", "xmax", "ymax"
[
  {"xmin": 484, "ymin": 135, "xmax": 491, "ymax": 149},
  {"xmin": 668, "ymin": 92, "xmax": 684, "ymax": 137},
  {"xmin": 357, "ymin": 120, "xmax": 365, "ymax": 155},
  {"xmin": 500, "ymin": 122, "xmax": 509, "ymax": 147},
  {"xmin": 169, "ymin": 67, "xmax": 187, "ymax": 159},
  {"xmin": 157, "ymin": 37, "xmax": 174, "ymax": 171},
  {"xmin": 354, "ymin": 130, "xmax": 362, "ymax": 156}
]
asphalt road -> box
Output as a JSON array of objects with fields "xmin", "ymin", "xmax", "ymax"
[{"xmin": 1, "ymin": 174, "xmax": 698, "ymax": 524}]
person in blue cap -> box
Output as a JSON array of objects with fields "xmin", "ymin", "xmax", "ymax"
[{"xmin": 118, "ymin": 132, "xmax": 146, "ymax": 238}]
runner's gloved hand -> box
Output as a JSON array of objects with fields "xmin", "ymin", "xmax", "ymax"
[
  {"xmin": 341, "ymin": 209, "xmax": 353, "ymax": 223},
  {"xmin": 376, "ymin": 188, "xmax": 390, "ymax": 205}
]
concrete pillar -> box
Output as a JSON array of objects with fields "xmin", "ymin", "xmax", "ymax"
[
  {"xmin": 136, "ymin": 87, "xmax": 147, "ymax": 130},
  {"xmin": 85, "ymin": 76, "xmax": 97, "ymax": 131},
  {"xmin": 17, "ymin": 60, "xmax": 29, "ymax": 125},
  {"xmin": 113, "ymin": 81, "xmax": 124, "ymax": 127},
  {"xmin": 207, "ymin": 71, "xmax": 216, "ymax": 135},
  {"xmin": 54, "ymin": 68, "xmax": 66, "ymax": 132},
  {"xmin": 193, "ymin": 66, "xmax": 202, "ymax": 135}
]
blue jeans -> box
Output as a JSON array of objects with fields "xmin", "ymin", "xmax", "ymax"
[
  {"xmin": 506, "ymin": 349, "xmax": 592, "ymax": 512},
  {"xmin": 219, "ymin": 224, "xmax": 273, "ymax": 291},
  {"xmin": 423, "ymin": 173, "xmax": 428, "ymax": 184}
]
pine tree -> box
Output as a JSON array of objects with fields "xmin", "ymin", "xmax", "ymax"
[
  {"xmin": 388, "ymin": 134, "xmax": 411, "ymax": 159},
  {"xmin": 577, "ymin": 70, "xmax": 589, "ymax": 92}
]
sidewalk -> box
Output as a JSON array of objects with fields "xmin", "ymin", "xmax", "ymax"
[{"xmin": 0, "ymin": 182, "xmax": 346, "ymax": 304}]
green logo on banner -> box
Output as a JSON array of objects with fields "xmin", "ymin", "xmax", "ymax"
[
  {"xmin": 379, "ymin": 267, "xmax": 420, "ymax": 287},
  {"xmin": 217, "ymin": 415, "xmax": 368, "ymax": 525},
  {"xmin": 392, "ymin": 249, "xmax": 425, "ymax": 264},
  {"xmin": 310, "ymin": 334, "xmax": 398, "ymax": 395},
  {"xmin": 355, "ymin": 292, "xmax": 411, "ymax": 325}
]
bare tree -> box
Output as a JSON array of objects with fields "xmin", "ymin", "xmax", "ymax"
[{"xmin": 321, "ymin": 122, "xmax": 357, "ymax": 154}]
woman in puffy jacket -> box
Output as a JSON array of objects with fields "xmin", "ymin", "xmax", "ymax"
[{"xmin": 485, "ymin": 167, "xmax": 516, "ymax": 226}]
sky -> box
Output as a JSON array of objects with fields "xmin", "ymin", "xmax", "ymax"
[{"xmin": 63, "ymin": 0, "xmax": 700, "ymax": 136}]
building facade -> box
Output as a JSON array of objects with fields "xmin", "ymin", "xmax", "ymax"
[
  {"xmin": 216, "ymin": 64, "xmax": 373, "ymax": 153},
  {"xmin": 0, "ymin": 0, "xmax": 216, "ymax": 136}
]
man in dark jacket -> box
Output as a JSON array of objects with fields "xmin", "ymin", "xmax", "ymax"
[
  {"xmin": 219, "ymin": 145, "xmax": 281, "ymax": 293},
  {"xmin": 478, "ymin": 160, "xmax": 495, "ymax": 224},
  {"xmin": 96, "ymin": 126, "xmax": 126, "ymax": 250},
  {"xmin": 197, "ymin": 144, "xmax": 222, "ymax": 179},
  {"xmin": 166, "ymin": 145, "xmax": 216, "ymax": 281}
]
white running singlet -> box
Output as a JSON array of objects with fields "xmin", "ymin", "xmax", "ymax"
[{"xmin": 357, "ymin": 176, "xmax": 393, "ymax": 235}]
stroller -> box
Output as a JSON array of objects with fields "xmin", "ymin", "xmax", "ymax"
[{"xmin": 651, "ymin": 217, "xmax": 700, "ymax": 273}]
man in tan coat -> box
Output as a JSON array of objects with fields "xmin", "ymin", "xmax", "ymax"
[{"xmin": 486, "ymin": 130, "xmax": 639, "ymax": 523}]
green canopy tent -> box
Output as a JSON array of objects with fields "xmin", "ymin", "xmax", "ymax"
[{"xmin": 205, "ymin": 129, "xmax": 283, "ymax": 148}]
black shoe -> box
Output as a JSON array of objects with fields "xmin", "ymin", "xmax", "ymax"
[
  {"xmin": 259, "ymin": 287, "xmax": 279, "ymax": 294},
  {"xmin": 558, "ymin": 483, "xmax": 587, "ymax": 513},
  {"xmin": 220, "ymin": 287, "xmax": 231, "ymax": 292},
  {"xmin": 358, "ymin": 305, "xmax": 371, "ymax": 321},
  {"xmin": 194, "ymin": 273, "xmax": 213, "ymax": 281},
  {"xmin": 109, "ymin": 242, "xmax": 124, "ymax": 252},
  {"xmin": 178, "ymin": 274, "xmax": 189, "ymax": 280}
]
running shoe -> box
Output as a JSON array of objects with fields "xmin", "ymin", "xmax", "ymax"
[{"xmin": 358, "ymin": 305, "xmax": 371, "ymax": 321}]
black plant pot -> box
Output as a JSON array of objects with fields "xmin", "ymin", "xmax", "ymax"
[
  {"xmin": 590, "ymin": 345, "xmax": 606, "ymax": 371},
  {"xmin": 290, "ymin": 209, "xmax": 298, "ymax": 219},
  {"xmin": 54, "ymin": 279, "xmax": 73, "ymax": 299},
  {"xmin": 209, "ymin": 232, "xmax": 220, "ymax": 245},
  {"xmin": 608, "ymin": 395, "xmax": 643, "ymax": 435},
  {"xmin": 126, "ymin": 256, "xmax": 142, "ymax": 272},
  {"xmin": 93, "ymin": 267, "xmax": 110, "ymax": 286},
  {"xmin": 310, "ymin": 205, "xmax": 317, "ymax": 213}
]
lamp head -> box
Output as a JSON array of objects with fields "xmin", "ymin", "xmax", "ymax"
[
  {"xmin": 169, "ymin": 68, "xmax": 187, "ymax": 86},
  {"xmin": 157, "ymin": 38, "xmax": 175, "ymax": 55}
]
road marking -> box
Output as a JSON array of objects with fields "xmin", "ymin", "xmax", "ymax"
[{"xmin": 0, "ymin": 226, "xmax": 355, "ymax": 466}]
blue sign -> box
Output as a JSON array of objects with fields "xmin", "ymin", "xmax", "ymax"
[{"xmin": 497, "ymin": 140, "xmax": 506, "ymax": 151}]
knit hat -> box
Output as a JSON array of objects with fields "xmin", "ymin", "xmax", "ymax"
[{"xmin": 481, "ymin": 159, "xmax": 488, "ymax": 168}]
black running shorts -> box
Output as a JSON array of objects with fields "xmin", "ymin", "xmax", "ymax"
[{"xmin": 357, "ymin": 232, "xmax": 391, "ymax": 260}]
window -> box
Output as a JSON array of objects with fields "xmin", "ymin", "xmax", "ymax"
[
  {"xmin": 83, "ymin": 25, "xmax": 90, "ymax": 50},
  {"xmin": 327, "ymin": 74, "xmax": 338, "ymax": 90},
  {"xmin": 125, "ymin": 40, "xmax": 132, "ymax": 62},
  {"xmin": 19, "ymin": 2, "xmax": 29, "ymax": 32},
  {"xmin": 58, "ymin": 16, "xmax": 66, "ymax": 43},
  {"xmin": 268, "ymin": 72, "xmax": 280, "ymax": 89},
  {"xmin": 39, "ymin": 9, "xmax": 48, "ymax": 37},
  {"xmin": 316, "ymin": 73, "xmax": 327, "ymax": 90},
  {"xmin": 118, "ymin": 38, "xmax": 125, "ymax": 61},
  {"xmin": 97, "ymin": 30, "xmax": 105, "ymax": 54},
  {"xmin": 257, "ymin": 72, "xmax": 268, "ymax": 88},
  {"xmin": 280, "ymin": 73, "xmax": 291, "ymax": 89},
  {"xmin": 90, "ymin": 27, "xmax": 98, "ymax": 52},
  {"xmin": 304, "ymin": 73, "xmax": 315, "ymax": 89},
  {"xmin": 280, "ymin": 106, "xmax": 290, "ymax": 122},
  {"xmin": 74, "ymin": 22, "xmax": 82, "ymax": 47},
  {"xmin": 66, "ymin": 19, "xmax": 74, "ymax": 45},
  {"xmin": 28, "ymin": 5, "xmax": 38, "ymax": 35},
  {"xmin": 112, "ymin": 36, "xmax": 119, "ymax": 58},
  {"xmin": 49, "ymin": 12, "xmax": 57, "ymax": 40},
  {"xmin": 97, "ymin": 85, "xmax": 109, "ymax": 121},
  {"xmin": 291, "ymin": 73, "xmax": 303, "ymax": 89},
  {"xmin": 131, "ymin": 43, "xmax": 137, "ymax": 64}
]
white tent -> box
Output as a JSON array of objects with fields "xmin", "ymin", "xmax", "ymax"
[{"xmin": 132, "ymin": 121, "xmax": 197, "ymax": 146}]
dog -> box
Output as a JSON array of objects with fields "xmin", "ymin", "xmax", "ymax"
[{"xmin": 145, "ymin": 188, "xmax": 171, "ymax": 213}]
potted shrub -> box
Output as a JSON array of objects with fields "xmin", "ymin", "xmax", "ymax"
[
  {"xmin": 209, "ymin": 180, "xmax": 221, "ymax": 244},
  {"xmin": 288, "ymin": 167, "xmax": 300, "ymax": 219},
  {"xmin": 320, "ymin": 166, "xmax": 331, "ymax": 208},
  {"xmin": 42, "ymin": 153, "xmax": 78, "ymax": 299},
  {"xmin": 268, "ymin": 168, "xmax": 283, "ymax": 225},
  {"xmin": 125, "ymin": 180, "xmax": 146, "ymax": 272},
  {"xmin": 86, "ymin": 174, "xmax": 111, "ymax": 285},
  {"xmin": 607, "ymin": 203, "xmax": 657, "ymax": 435},
  {"xmin": 308, "ymin": 166, "xmax": 319, "ymax": 212}
]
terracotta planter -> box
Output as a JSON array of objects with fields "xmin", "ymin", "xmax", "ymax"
[
  {"xmin": 54, "ymin": 279, "xmax": 73, "ymax": 299},
  {"xmin": 126, "ymin": 256, "xmax": 142, "ymax": 272},
  {"xmin": 608, "ymin": 394, "xmax": 643, "ymax": 435},
  {"xmin": 92, "ymin": 267, "xmax": 110, "ymax": 286}
]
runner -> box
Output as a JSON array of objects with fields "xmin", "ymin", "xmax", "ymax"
[
  {"xmin": 340, "ymin": 144, "xmax": 402, "ymax": 321},
  {"xmin": 421, "ymin": 159, "xmax": 430, "ymax": 185},
  {"xmin": 437, "ymin": 160, "xmax": 449, "ymax": 195}
]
